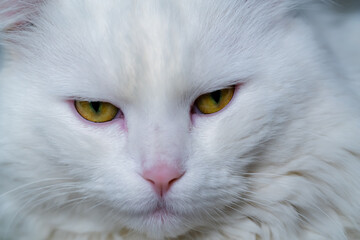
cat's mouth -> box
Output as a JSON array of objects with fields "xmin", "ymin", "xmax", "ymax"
[
  {"xmin": 151, "ymin": 206, "xmax": 171, "ymax": 223},
  {"xmin": 144, "ymin": 200, "xmax": 180, "ymax": 224},
  {"xmin": 137, "ymin": 204, "xmax": 190, "ymax": 239}
]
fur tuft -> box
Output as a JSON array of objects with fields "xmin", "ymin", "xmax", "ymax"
[{"xmin": 0, "ymin": 0, "xmax": 44, "ymax": 30}]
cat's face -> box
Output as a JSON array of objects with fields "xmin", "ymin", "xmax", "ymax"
[{"xmin": 0, "ymin": 0, "xmax": 318, "ymax": 238}]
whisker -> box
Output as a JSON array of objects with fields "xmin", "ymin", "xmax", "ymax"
[
  {"xmin": 0, "ymin": 177, "xmax": 74, "ymax": 200},
  {"xmin": 4, "ymin": 184, "xmax": 81, "ymax": 236}
]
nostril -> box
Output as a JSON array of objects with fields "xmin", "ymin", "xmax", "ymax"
[
  {"xmin": 142, "ymin": 165, "xmax": 185, "ymax": 196},
  {"xmin": 146, "ymin": 178, "xmax": 155, "ymax": 185},
  {"xmin": 168, "ymin": 172, "xmax": 185, "ymax": 187},
  {"xmin": 168, "ymin": 176, "xmax": 179, "ymax": 186}
]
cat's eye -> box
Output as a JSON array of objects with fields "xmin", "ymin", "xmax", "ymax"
[
  {"xmin": 194, "ymin": 87, "xmax": 235, "ymax": 114},
  {"xmin": 74, "ymin": 101, "xmax": 119, "ymax": 123}
]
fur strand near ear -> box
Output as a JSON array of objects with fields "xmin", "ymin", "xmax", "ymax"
[{"xmin": 0, "ymin": 0, "xmax": 44, "ymax": 31}]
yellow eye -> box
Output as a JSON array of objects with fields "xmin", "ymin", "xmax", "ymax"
[
  {"xmin": 75, "ymin": 101, "xmax": 119, "ymax": 123},
  {"xmin": 195, "ymin": 87, "xmax": 235, "ymax": 114}
]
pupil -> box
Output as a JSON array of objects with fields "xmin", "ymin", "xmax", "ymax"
[
  {"xmin": 91, "ymin": 102, "xmax": 101, "ymax": 112},
  {"xmin": 210, "ymin": 90, "xmax": 221, "ymax": 104}
]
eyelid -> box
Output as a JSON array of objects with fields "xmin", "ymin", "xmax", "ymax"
[{"xmin": 198, "ymin": 85, "xmax": 235, "ymax": 96}]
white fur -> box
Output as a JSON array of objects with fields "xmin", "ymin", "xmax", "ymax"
[{"xmin": 0, "ymin": 0, "xmax": 360, "ymax": 239}]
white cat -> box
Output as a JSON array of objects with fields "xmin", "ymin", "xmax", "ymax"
[{"xmin": 0, "ymin": 0, "xmax": 360, "ymax": 239}]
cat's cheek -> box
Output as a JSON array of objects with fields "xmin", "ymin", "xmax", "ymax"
[{"xmin": 66, "ymin": 100, "xmax": 128, "ymax": 131}]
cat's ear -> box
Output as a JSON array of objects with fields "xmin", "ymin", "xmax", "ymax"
[
  {"xmin": 0, "ymin": 0, "xmax": 44, "ymax": 32},
  {"xmin": 0, "ymin": 0, "xmax": 45, "ymax": 57}
]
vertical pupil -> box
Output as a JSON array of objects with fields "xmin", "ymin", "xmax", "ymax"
[
  {"xmin": 210, "ymin": 90, "xmax": 221, "ymax": 104},
  {"xmin": 90, "ymin": 102, "xmax": 101, "ymax": 112}
]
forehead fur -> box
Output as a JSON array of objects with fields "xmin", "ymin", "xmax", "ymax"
[{"xmin": 1, "ymin": 0, "xmax": 316, "ymax": 104}]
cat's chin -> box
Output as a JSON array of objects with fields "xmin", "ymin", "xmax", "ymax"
[
  {"xmin": 40, "ymin": 204, "xmax": 190, "ymax": 239},
  {"xmin": 130, "ymin": 205, "xmax": 193, "ymax": 239}
]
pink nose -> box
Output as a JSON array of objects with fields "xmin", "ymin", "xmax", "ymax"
[{"xmin": 142, "ymin": 165, "xmax": 184, "ymax": 197}]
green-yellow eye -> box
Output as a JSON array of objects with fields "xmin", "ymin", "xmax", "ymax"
[
  {"xmin": 75, "ymin": 101, "xmax": 119, "ymax": 123},
  {"xmin": 195, "ymin": 87, "xmax": 235, "ymax": 114}
]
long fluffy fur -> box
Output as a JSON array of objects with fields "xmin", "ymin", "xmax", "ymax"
[{"xmin": 0, "ymin": 1, "xmax": 359, "ymax": 240}]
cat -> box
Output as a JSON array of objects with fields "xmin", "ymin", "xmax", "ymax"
[{"xmin": 0, "ymin": 0, "xmax": 360, "ymax": 239}]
